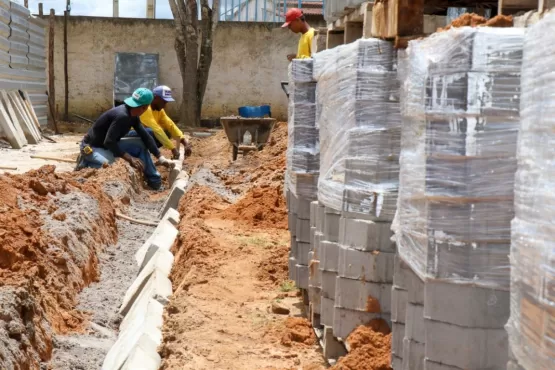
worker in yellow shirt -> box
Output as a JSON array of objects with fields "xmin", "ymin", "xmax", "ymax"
[
  {"xmin": 282, "ymin": 8, "xmax": 314, "ymax": 61},
  {"xmin": 127, "ymin": 86, "xmax": 192, "ymax": 159}
]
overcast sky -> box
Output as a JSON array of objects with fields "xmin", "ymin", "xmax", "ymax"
[{"xmin": 20, "ymin": 0, "xmax": 175, "ymax": 18}]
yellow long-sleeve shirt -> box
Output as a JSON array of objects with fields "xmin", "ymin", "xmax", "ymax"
[
  {"xmin": 296, "ymin": 28, "xmax": 314, "ymax": 59},
  {"xmin": 140, "ymin": 106, "xmax": 184, "ymax": 150}
]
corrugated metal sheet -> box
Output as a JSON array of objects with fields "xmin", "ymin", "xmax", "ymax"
[{"xmin": 0, "ymin": 1, "xmax": 48, "ymax": 127}]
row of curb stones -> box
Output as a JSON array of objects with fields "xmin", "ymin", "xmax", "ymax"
[{"xmin": 102, "ymin": 157, "xmax": 189, "ymax": 370}]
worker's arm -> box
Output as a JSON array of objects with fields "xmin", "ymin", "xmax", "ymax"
[
  {"xmin": 103, "ymin": 117, "xmax": 129, "ymax": 158},
  {"xmin": 140, "ymin": 109, "xmax": 176, "ymax": 150},
  {"xmin": 134, "ymin": 119, "xmax": 161, "ymax": 158},
  {"xmin": 158, "ymin": 109, "xmax": 185, "ymax": 140}
]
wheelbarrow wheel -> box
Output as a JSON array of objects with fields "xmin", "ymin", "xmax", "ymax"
[{"xmin": 232, "ymin": 145, "xmax": 238, "ymax": 161}]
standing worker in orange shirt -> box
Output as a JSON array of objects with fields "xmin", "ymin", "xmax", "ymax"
[{"xmin": 283, "ymin": 8, "xmax": 314, "ymax": 61}]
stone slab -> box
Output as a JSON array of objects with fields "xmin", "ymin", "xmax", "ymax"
[
  {"xmin": 321, "ymin": 296, "xmax": 335, "ymax": 327},
  {"xmin": 424, "ymin": 280, "xmax": 510, "ymax": 329},
  {"xmin": 402, "ymin": 338, "xmax": 425, "ymax": 370},
  {"xmin": 135, "ymin": 219, "xmax": 179, "ymax": 271},
  {"xmin": 338, "ymin": 245, "xmax": 395, "ymax": 283},
  {"xmin": 424, "ymin": 319, "xmax": 508, "ymax": 369},
  {"xmin": 159, "ymin": 177, "xmax": 188, "ymax": 217},
  {"xmin": 297, "ymin": 197, "xmax": 312, "ymax": 220},
  {"xmin": 339, "ymin": 217, "xmax": 396, "ymax": 253},
  {"xmin": 296, "ymin": 241, "xmax": 311, "ymax": 265},
  {"xmin": 408, "ymin": 268, "xmax": 425, "ymax": 305},
  {"xmin": 405, "ymin": 303, "xmax": 425, "ymax": 343},
  {"xmin": 393, "ymin": 254, "xmax": 412, "ymax": 290},
  {"xmin": 324, "ymin": 210, "xmax": 341, "ymax": 242},
  {"xmin": 288, "ymin": 257, "xmax": 297, "ymax": 281},
  {"xmin": 320, "ymin": 240, "xmax": 340, "ymax": 272},
  {"xmin": 335, "ymin": 277, "xmax": 392, "ymax": 314},
  {"xmin": 392, "ymin": 287, "xmax": 408, "ymax": 323},
  {"xmin": 296, "ymin": 218, "xmax": 311, "ymax": 243},
  {"xmin": 392, "ymin": 355, "xmax": 403, "ymax": 370},
  {"xmin": 296, "ymin": 264, "xmax": 309, "ymax": 289},
  {"xmin": 392, "ymin": 321, "xmax": 405, "ymax": 357},
  {"xmin": 321, "ymin": 270, "xmax": 337, "ymax": 299},
  {"xmin": 423, "ymin": 359, "xmax": 462, "ymax": 370}
]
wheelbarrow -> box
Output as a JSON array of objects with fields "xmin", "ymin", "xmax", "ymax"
[{"xmin": 220, "ymin": 117, "xmax": 276, "ymax": 161}]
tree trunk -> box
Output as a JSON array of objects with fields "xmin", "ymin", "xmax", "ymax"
[{"xmin": 169, "ymin": 0, "xmax": 218, "ymax": 127}]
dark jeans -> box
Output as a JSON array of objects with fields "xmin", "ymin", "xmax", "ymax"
[{"xmin": 126, "ymin": 127, "xmax": 166, "ymax": 149}]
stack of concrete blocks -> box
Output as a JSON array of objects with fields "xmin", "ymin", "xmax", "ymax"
[
  {"xmin": 286, "ymin": 59, "xmax": 319, "ymax": 291},
  {"xmin": 507, "ymin": 13, "xmax": 555, "ymax": 370},
  {"xmin": 393, "ymin": 27, "xmax": 525, "ymax": 370},
  {"xmin": 0, "ymin": 1, "xmax": 9, "ymax": 67}
]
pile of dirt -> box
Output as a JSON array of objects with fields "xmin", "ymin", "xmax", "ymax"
[
  {"xmin": 439, "ymin": 13, "xmax": 513, "ymax": 31},
  {"xmin": 0, "ymin": 161, "xmax": 139, "ymax": 369},
  {"xmin": 256, "ymin": 243, "xmax": 290, "ymax": 286},
  {"xmin": 331, "ymin": 319, "xmax": 392, "ymax": 370},
  {"xmin": 280, "ymin": 318, "xmax": 317, "ymax": 347}
]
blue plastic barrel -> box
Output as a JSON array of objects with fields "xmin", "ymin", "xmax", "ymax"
[{"xmin": 238, "ymin": 105, "xmax": 271, "ymax": 118}]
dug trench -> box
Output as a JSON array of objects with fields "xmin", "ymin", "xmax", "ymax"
[
  {"xmin": 159, "ymin": 123, "xmax": 393, "ymax": 370},
  {"xmin": 0, "ymin": 159, "xmax": 172, "ymax": 370}
]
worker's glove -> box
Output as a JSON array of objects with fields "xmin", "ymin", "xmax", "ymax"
[
  {"xmin": 171, "ymin": 148, "xmax": 180, "ymax": 160},
  {"xmin": 184, "ymin": 144, "xmax": 192, "ymax": 158},
  {"xmin": 156, "ymin": 155, "xmax": 175, "ymax": 169}
]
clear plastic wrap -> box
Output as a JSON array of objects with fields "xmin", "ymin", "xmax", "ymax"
[
  {"xmin": 313, "ymin": 39, "xmax": 401, "ymax": 216},
  {"xmin": 392, "ymin": 27, "xmax": 525, "ymax": 289},
  {"xmin": 507, "ymin": 13, "xmax": 555, "ymax": 370},
  {"xmin": 287, "ymin": 59, "xmax": 320, "ymax": 200}
]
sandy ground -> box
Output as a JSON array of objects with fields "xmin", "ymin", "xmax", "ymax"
[
  {"xmin": 159, "ymin": 125, "xmax": 328, "ymax": 370},
  {"xmin": 0, "ymin": 134, "xmax": 82, "ymax": 174}
]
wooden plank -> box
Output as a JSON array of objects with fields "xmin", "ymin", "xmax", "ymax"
[
  {"xmin": 7, "ymin": 92, "xmax": 41, "ymax": 144},
  {"xmin": 371, "ymin": 0, "xmax": 424, "ymax": 39},
  {"xmin": 0, "ymin": 91, "xmax": 27, "ymax": 146},
  {"xmin": 344, "ymin": 22, "xmax": 363, "ymax": 44},
  {"xmin": 326, "ymin": 31, "xmax": 344, "ymax": 50},
  {"xmin": 0, "ymin": 93, "xmax": 26, "ymax": 149}
]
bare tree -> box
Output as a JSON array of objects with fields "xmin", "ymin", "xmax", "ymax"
[{"xmin": 169, "ymin": 0, "xmax": 220, "ymax": 127}]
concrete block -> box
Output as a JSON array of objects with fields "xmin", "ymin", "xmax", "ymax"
[
  {"xmin": 424, "ymin": 280, "xmax": 510, "ymax": 329},
  {"xmin": 323, "ymin": 325, "xmax": 347, "ymax": 360},
  {"xmin": 159, "ymin": 178, "xmax": 187, "ymax": 217},
  {"xmin": 288, "ymin": 213, "xmax": 297, "ymax": 237},
  {"xmin": 310, "ymin": 201, "xmax": 319, "ymax": 227},
  {"xmin": 393, "ymin": 254, "xmax": 411, "ymax": 290},
  {"xmin": 289, "ymin": 192, "xmax": 298, "ymax": 214},
  {"xmin": 424, "ymin": 319, "xmax": 508, "ymax": 369},
  {"xmin": 308, "ymin": 286, "xmax": 321, "ymax": 314},
  {"xmin": 392, "ymin": 355, "xmax": 403, "ymax": 370},
  {"xmin": 135, "ymin": 219, "xmax": 179, "ymax": 270},
  {"xmin": 160, "ymin": 207, "xmax": 180, "ymax": 226},
  {"xmin": 296, "ymin": 218, "xmax": 311, "ymax": 243},
  {"xmin": 324, "ymin": 210, "xmax": 341, "ymax": 242},
  {"xmin": 296, "ymin": 242, "xmax": 311, "ymax": 265},
  {"xmin": 120, "ymin": 291, "xmax": 164, "ymax": 337},
  {"xmin": 288, "ymin": 257, "xmax": 297, "ymax": 281},
  {"xmin": 339, "ymin": 217, "xmax": 396, "ymax": 253},
  {"xmin": 297, "ymin": 197, "xmax": 312, "ymax": 220},
  {"xmin": 506, "ymin": 360, "xmax": 525, "ymax": 370},
  {"xmin": 120, "ymin": 251, "xmax": 174, "ymax": 316},
  {"xmin": 392, "ymin": 287, "xmax": 408, "ymax": 323},
  {"xmin": 313, "ymin": 232, "xmax": 323, "ymax": 259},
  {"xmin": 321, "ymin": 270, "xmax": 337, "ymax": 299},
  {"xmin": 296, "ymin": 264, "xmax": 309, "ymax": 289},
  {"xmin": 120, "ymin": 340, "xmax": 162, "ymax": 370},
  {"xmin": 310, "ymin": 227, "xmax": 317, "ymax": 249},
  {"xmin": 102, "ymin": 299, "xmax": 164, "ymax": 370},
  {"xmin": 335, "ymin": 277, "xmax": 393, "ymax": 314},
  {"xmin": 405, "ymin": 303, "xmax": 425, "ymax": 343},
  {"xmin": 315, "ymin": 203, "xmax": 326, "ymax": 232},
  {"xmin": 320, "ymin": 240, "xmax": 340, "ymax": 272},
  {"xmin": 321, "ymin": 297, "xmax": 335, "ymax": 327},
  {"xmin": 332, "ymin": 306, "xmax": 391, "ymax": 339},
  {"xmin": 392, "ymin": 321, "xmax": 405, "ymax": 357},
  {"xmin": 338, "ymin": 246, "xmax": 395, "ymax": 283},
  {"xmin": 402, "ymin": 338, "xmax": 425, "ymax": 370},
  {"xmin": 407, "ymin": 269, "xmax": 425, "ymax": 305},
  {"xmin": 309, "ymin": 257, "xmax": 321, "ymax": 287},
  {"xmin": 423, "ymin": 359, "xmax": 462, "ymax": 370}
]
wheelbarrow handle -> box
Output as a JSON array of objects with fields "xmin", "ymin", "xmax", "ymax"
[{"xmin": 281, "ymin": 81, "xmax": 289, "ymax": 98}]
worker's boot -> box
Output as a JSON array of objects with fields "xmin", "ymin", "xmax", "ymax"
[{"xmin": 74, "ymin": 154, "xmax": 85, "ymax": 171}]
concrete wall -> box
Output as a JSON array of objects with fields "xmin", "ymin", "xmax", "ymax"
[{"xmin": 49, "ymin": 16, "xmax": 299, "ymax": 122}]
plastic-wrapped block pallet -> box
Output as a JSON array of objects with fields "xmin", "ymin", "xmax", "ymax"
[
  {"xmin": 506, "ymin": 13, "xmax": 555, "ymax": 370},
  {"xmin": 27, "ymin": 15, "xmax": 48, "ymax": 125},
  {"xmin": 393, "ymin": 27, "xmax": 524, "ymax": 370},
  {"xmin": 313, "ymin": 39, "xmax": 400, "ymax": 217},
  {"xmin": 286, "ymin": 59, "xmax": 320, "ymax": 201},
  {"xmin": 0, "ymin": 0, "xmax": 10, "ymax": 66}
]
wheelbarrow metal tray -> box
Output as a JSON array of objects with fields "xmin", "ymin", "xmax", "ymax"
[{"xmin": 220, "ymin": 117, "xmax": 277, "ymax": 146}]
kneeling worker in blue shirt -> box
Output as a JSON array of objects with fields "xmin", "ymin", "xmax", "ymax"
[{"xmin": 76, "ymin": 88, "xmax": 172, "ymax": 190}]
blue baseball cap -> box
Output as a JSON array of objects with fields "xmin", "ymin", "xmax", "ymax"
[
  {"xmin": 124, "ymin": 88, "xmax": 154, "ymax": 108},
  {"xmin": 153, "ymin": 85, "xmax": 175, "ymax": 102}
]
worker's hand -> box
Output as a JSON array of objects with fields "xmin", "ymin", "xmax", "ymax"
[
  {"xmin": 287, "ymin": 54, "xmax": 296, "ymax": 62},
  {"xmin": 156, "ymin": 155, "xmax": 175, "ymax": 169},
  {"xmin": 125, "ymin": 154, "xmax": 144, "ymax": 173},
  {"xmin": 180, "ymin": 138, "xmax": 192, "ymax": 157},
  {"xmin": 171, "ymin": 148, "xmax": 180, "ymax": 160}
]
